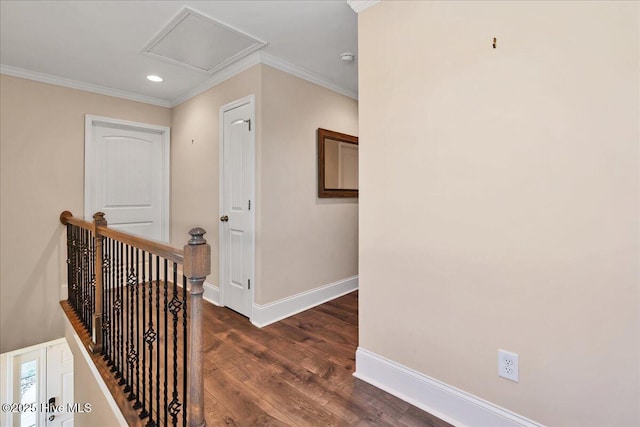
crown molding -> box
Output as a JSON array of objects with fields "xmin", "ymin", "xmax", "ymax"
[
  {"xmin": 259, "ymin": 52, "xmax": 358, "ymax": 100},
  {"xmin": 2, "ymin": 51, "xmax": 358, "ymax": 109},
  {"xmin": 347, "ymin": 0, "xmax": 381, "ymax": 14},
  {"xmin": 0, "ymin": 64, "xmax": 172, "ymax": 108}
]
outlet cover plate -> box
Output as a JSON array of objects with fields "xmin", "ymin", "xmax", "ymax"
[{"xmin": 498, "ymin": 349, "xmax": 519, "ymax": 382}]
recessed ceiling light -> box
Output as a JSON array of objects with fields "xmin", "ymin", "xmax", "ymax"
[{"xmin": 146, "ymin": 75, "xmax": 164, "ymax": 83}]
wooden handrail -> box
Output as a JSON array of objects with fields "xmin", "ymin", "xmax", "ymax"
[
  {"xmin": 60, "ymin": 210, "xmax": 93, "ymax": 230},
  {"xmin": 60, "ymin": 211, "xmax": 184, "ymax": 264},
  {"xmin": 98, "ymin": 226, "xmax": 184, "ymax": 264}
]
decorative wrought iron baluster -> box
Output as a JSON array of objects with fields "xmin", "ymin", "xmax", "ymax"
[
  {"xmin": 155, "ymin": 255, "xmax": 161, "ymax": 427},
  {"xmin": 101, "ymin": 237, "xmax": 109, "ymax": 358},
  {"xmin": 83, "ymin": 228, "xmax": 89, "ymax": 328},
  {"xmin": 125, "ymin": 245, "xmax": 132, "ymax": 395},
  {"xmin": 140, "ymin": 251, "xmax": 150, "ymax": 420},
  {"xmin": 119, "ymin": 241, "xmax": 126, "ymax": 386},
  {"xmin": 164, "ymin": 258, "xmax": 169, "ymax": 426},
  {"xmin": 65, "ymin": 225, "xmax": 74, "ymax": 311},
  {"xmin": 107, "ymin": 238, "xmax": 114, "ymax": 367},
  {"xmin": 133, "ymin": 248, "xmax": 142, "ymax": 410},
  {"xmin": 90, "ymin": 229, "xmax": 95, "ymax": 333},
  {"xmin": 168, "ymin": 263, "xmax": 182, "ymax": 426},
  {"xmin": 182, "ymin": 274, "xmax": 187, "ymax": 427}
]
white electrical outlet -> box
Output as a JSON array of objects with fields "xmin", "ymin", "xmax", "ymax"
[{"xmin": 498, "ymin": 349, "xmax": 519, "ymax": 382}]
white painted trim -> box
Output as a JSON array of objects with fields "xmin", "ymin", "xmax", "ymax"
[
  {"xmin": 64, "ymin": 317, "xmax": 127, "ymax": 426},
  {"xmin": 219, "ymin": 95, "xmax": 256, "ymax": 319},
  {"xmin": 354, "ymin": 348, "xmax": 545, "ymax": 427},
  {"xmin": 3, "ymin": 51, "xmax": 357, "ymax": 110},
  {"xmin": 347, "ymin": 0, "xmax": 381, "ymax": 14},
  {"xmin": 170, "ymin": 52, "xmax": 262, "ymax": 106},
  {"xmin": 259, "ymin": 52, "xmax": 358, "ymax": 100},
  {"xmin": 84, "ymin": 115, "xmax": 171, "ymax": 243},
  {"xmin": 203, "ymin": 281, "xmax": 222, "ymax": 306},
  {"xmin": 251, "ymin": 275, "xmax": 358, "ymax": 328},
  {"xmin": 60, "ymin": 283, "xmax": 68, "ymax": 301},
  {"xmin": 0, "ymin": 64, "xmax": 171, "ymax": 108}
]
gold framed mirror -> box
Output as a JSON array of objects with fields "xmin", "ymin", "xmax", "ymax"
[{"xmin": 317, "ymin": 128, "xmax": 358, "ymax": 198}]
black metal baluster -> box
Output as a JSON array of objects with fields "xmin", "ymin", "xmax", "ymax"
[
  {"xmin": 83, "ymin": 228, "xmax": 88, "ymax": 328},
  {"xmin": 164, "ymin": 258, "xmax": 169, "ymax": 426},
  {"xmin": 107, "ymin": 238, "xmax": 115, "ymax": 367},
  {"xmin": 168, "ymin": 263, "xmax": 181, "ymax": 426},
  {"xmin": 124, "ymin": 245, "xmax": 134, "ymax": 401},
  {"xmin": 82, "ymin": 229, "xmax": 86, "ymax": 327},
  {"xmin": 117, "ymin": 242, "xmax": 125, "ymax": 384},
  {"xmin": 112, "ymin": 239, "xmax": 119, "ymax": 373},
  {"xmin": 140, "ymin": 250, "xmax": 149, "ymax": 420},
  {"xmin": 134, "ymin": 248, "xmax": 142, "ymax": 410},
  {"xmin": 65, "ymin": 225, "xmax": 73, "ymax": 309},
  {"xmin": 155, "ymin": 255, "xmax": 161, "ymax": 427},
  {"xmin": 182, "ymin": 274, "xmax": 187, "ymax": 427},
  {"xmin": 90, "ymin": 229, "xmax": 95, "ymax": 333},
  {"xmin": 102, "ymin": 237, "xmax": 110, "ymax": 360}
]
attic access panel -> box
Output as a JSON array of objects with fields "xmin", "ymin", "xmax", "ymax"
[{"xmin": 142, "ymin": 7, "xmax": 266, "ymax": 73}]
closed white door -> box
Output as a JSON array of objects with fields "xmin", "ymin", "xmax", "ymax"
[
  {"xmin": 45, "ymin": 342, "xmax": 74, "ymax": 427},
  {"xmin": 220, "ymin": 97, "xmax": 255, "ymax": 318},
  {"xmin": 85, "ymin": 116, "xmax": 170, "ymax": 242}
]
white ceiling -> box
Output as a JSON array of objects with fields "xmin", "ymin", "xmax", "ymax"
[{"xmin": 0, "ymin": 1, "xmax": 358, "ymax": 107}]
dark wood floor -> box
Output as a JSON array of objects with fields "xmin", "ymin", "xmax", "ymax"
[
  {"xmin": 64, "ymin": 292, "xmax": 451, "ymax": 426},
  {"xmin": 199, "ymin": 291, "xmax": 451, "ymax": 427}
]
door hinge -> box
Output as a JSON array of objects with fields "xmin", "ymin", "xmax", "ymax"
[
  {"xmin": 248, "ymin": 200, "xmax": 251, "ymax": 210},
  {"xmin": 248, "ymin": 279, "xmax": 251, "ymax": 290}
]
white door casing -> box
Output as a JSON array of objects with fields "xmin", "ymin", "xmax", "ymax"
[
  {"xmin": 85, "ymin": 115, "xmax": 170, "ymax": 242},
  {"xmin": 219, "ymin": 96, "xmax": 255, "ymax": 318}
]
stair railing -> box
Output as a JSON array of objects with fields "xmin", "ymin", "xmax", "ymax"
[{"xmin": 60, "ymin": 211, "xmax": 209, "ymax": 427}]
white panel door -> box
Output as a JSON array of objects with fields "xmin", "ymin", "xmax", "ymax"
[
  {"xmin": 86, "ymin": 117, "xmax": 170, "ymax": 242},
  {"xmin": 45, "ymin": 342, "xmax": 74, "ymax": 427},
  {"xmin": 220, "ymin": 98, "xmax": 255, "ymax": 318}
]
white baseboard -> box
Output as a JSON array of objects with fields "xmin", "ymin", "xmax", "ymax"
[
  {"xmin": 251, "ymin": 275, "xmax": 358, "ymax": 328},
  {"xmin": 203, "ymin": 281, "xmax": 221, "ymax": 306},
  {"xmin": 354, "ymin": 348, "xmax": 544, "ymax": 427},
  {"xmin": 60, "ymin": 283, "xmax": 68, "ymax": 301}
]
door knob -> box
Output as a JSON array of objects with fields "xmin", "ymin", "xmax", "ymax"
[{"xmin": 220, "ymin": 215, "xmax": 229, "ymax": 222}]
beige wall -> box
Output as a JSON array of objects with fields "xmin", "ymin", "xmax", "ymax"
[
  {"xmin": 358, "ymin": 2, "xmax": 639, "ymax": 426},
  {"xmin": 0, "ymin": 75, "xmax": 171, "ymax": 353},
  {"xmin": 259, "ymin": 65, "xmax": 358, "ymax": 304}
]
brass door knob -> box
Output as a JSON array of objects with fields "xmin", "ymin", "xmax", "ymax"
[{"xmin": 220, "ymin": 215, "xmax": 229, "ymax": 222}]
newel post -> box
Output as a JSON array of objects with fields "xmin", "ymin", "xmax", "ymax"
[
  {"xmin": 184, "ymin": 227, "xmax": 211, "ymax": 427},
  {"xmin": 90, "ymin": 212, "xmax": 107, "ymax": 353}
]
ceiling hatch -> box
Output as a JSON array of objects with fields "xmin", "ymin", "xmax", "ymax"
[{"xmin": 142, "ymin": 7, "xmax": 267, "ymax": 73}]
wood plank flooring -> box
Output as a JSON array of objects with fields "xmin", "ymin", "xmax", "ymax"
[
  {"xmin": 199, "ymin": 292, "xmax": 451, "ymax": 427},
  {"xmin": 64, "ymin": 291, "xmax": 452, "ymax": 426}
]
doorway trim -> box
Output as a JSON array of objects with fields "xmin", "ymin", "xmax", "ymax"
[
  {"xmin": 84, "ymin": 115, "xmax": 171, "ymax": 241},
  {"xmin": 218, "ymin": 95, "xmax": 256, "ymax": 319}
]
